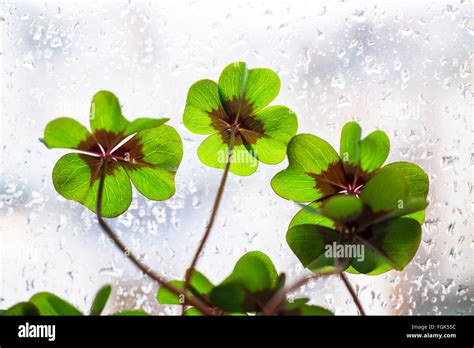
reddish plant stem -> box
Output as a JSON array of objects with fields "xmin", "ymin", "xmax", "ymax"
[
  {"xmin": 262, "ymin": 266, "xmax": 366, "ymax": 316},
  {"xmin": 262, "ymin": 269, "xmax": 342, "ymax": 315},
  {"xmin": 96, "ymin": 157, "xmax": 213, "ymax": 315},
  {"xmin": 181, "ymin": 128, "xmax": 237, "ymax": 315},
  {"xmin": 339, "ymin": 272, "xmax": 366, "ymax": 316}
]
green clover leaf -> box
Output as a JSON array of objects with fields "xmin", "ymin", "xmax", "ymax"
[
  {"xmin": 272, "ymin": 133, "xmax": 345, "ymax": 202},
  {"xmin": 287, "ymin": 224, "xmax": 342, "ymax": 273},
  {"xmin": 183, "ymin": 62, "xmax": 298, "ymax": 176},
  {"xmin": 157, "ymin": 270, "xmax": 214, "ymax": 305},
  {"xmin": 1, "ymin": 302, "xmax": 40, "ymax": 316},
  {"xmin": 376, "ymin": 161, "xmax": 429, "ymax": 224},
  {"xmin": 287, "ymin": 170, "xmax": 427, "ymax": 275},
  {"xmin": 340, "ymin": 121, "xmax": 390, "ymax": 176},
  {"xmin": 280, "ymin": 298, "xmax": 333, "ymax": 316},
  {"xmin": 156, "ymin": 251, "xmax": 332, "ymax": 315},
  {"xmin": 44, "ymin": 90, "xmax": 182, "ymax": 217}
]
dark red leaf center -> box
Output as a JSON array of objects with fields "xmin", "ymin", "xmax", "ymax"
[
  {"xmin": 209, "ymin": 96, "xmax": 266, "ymax": 146},
  {"xmin": 76, "ymin": 130, "xmax": 150, "ymax": 185}
]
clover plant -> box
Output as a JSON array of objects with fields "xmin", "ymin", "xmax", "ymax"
[
  {"xmin": 271, "ymin": 122, "xmax": 429, "ymax": 275},
  {"xmin": 183, "ymin": 62, "xmax": 297, "ymax": 176},
  {"xmin": 3, "ymin": 63, "xmax": 430, "ymax": 317},
  {"xmin": 180, "ymin": 62, "xmax": 298, "ymax": 305},
  {"xmin": 43, "ymin": 90, "xmax": 183, "ymax": 217},
  {"xmin": 157, "ymin": 251, "xmax": 332, "ymax": 316}
]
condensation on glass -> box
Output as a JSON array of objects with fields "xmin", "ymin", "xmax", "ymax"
[{"xmin": 0, "ymin": 0, "xmax": 472, "ymax": 315}]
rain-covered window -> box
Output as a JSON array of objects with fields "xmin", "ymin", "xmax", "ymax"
[{"xmin": 0, "ymin": 0, "xmax": 472, "ymax": 315}]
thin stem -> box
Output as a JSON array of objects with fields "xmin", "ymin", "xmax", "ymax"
[
  {"xmin": 262, "ymin": 269, "xmax": 342, "ymax": 315},
  {"xmin": 181, "ymin": 128, "xmax": 237, "ymax": 314},
  {"xmin": 262, "ymin": 262, "xmax": 366, "ymax": 316},
  {"xmin": 96, "ymin": 157, "xmax": 214, "ymax": 315},
  {"xmin": 339, "ymin": 272, "xmax": 366, "ymax": 316}
]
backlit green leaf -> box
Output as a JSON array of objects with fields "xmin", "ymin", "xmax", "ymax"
[
  {"xmin": 218, "ymin": 62, "xmax": 249, "ymax": 105},
  {"xmin": 1, "ymin": 302, "xmax": 39, "ymax": 316},
  {"xmin": 360, "ymin": 170, "xmax": 407, "ymax": 213},
  {"xmin": 221, "ymin": 251, "xmax": 278, "ymax": 292},
  {"xmin": 383, "ymin": 199, "xmax": 428, "ymax": 222},
  {"xmin": 272, "ymin": 134, "xmax": 345, "ymax": 202},
  {"xmin": 90, "ymin": 285, "xmax": 112, "ymax": 316},
  {"xmin": 157, "ymin": 270, "xmax": 214, "ymax": 305},
  {"xmin": 123, "ymin": 117, "xmax": 169, "ymax": 136},
  {"xmin": 299, "ymin": 305, "xmax": 334, "ymax": 316},
  {"xmin": 79, "ymin": 164, "xmax": 132, "ymax": 218},
  {"xmin": 89, "ymin": 90, "xmax": 128, "ymax": 134},
  {"xmin": 209, "ymin": 284, "xmax": 246, "ymax": 313},
  {"xmin": 348, "ymin": 241, "xmax": 394, "ymax": 275},
  {"xmin": 241, "ymin": 67, "xmax": 281, "ymax": 112},
  {"xmin": 52, "ymin": 153, "xmax": 94, "ymax": 204},
  {"xmin": 340, "ymin": 121, "xmax": 361, "ymax": 166},
  {"xmin": 272, "ymin": 169, "xmax": 321, "ymax": 202},
  {"xmin": 378, "ymin": 162, "xmax": 429, "ymax": 223},
  {"xmin": 352, "ymin": 218, "xmax": 421, "ymax": 274},
  {"xmin": 184, "ymin": 307, "xmax": 204, "ymax": 316},
  {"xmin": 359, "ymin": 130, "xmax": 390, "ymax": 173},
  {"xmin": 286, "ymin": 224, "xmax": 343, "ymax": 273},
  {"xmin": 370, "ymin": 218, "xmax": 422, "ymax": 271},
  {"xmin": 183, "ymin": 79, "xmax": 223, "ymax": 135},
  {"xmin": 52, "ymin": 153, "xmax": 132, "ymax": 217},
  {"xmin": 29, "ymin": 292, "xmax": 82, "ymax": 316},
  {"xmin": 197, "ymin": 133, "xmax": 258, "ymax": 176},
  {"xmin": 247, "ymin": 106, "xmax": 298, "ymax": 165},
  {"xmin": 44, "ymin": 117, "xmax": 91, "ymax": 150},
  {"xmin": 156, "ymin": 281, "xmax": 187, "ymax": 305},
  {"xmin": 321, "ymin": 195, "xmax": 363, "ymax": 223},
  {"xmin": 218, "ymin": 62, "xmax": 280, "ymax": 112},
  {"xmin": 125, "ymin": 125, "xmax": 183, "ymax": 201}
]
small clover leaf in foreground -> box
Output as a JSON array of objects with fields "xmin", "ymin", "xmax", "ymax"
[
  {"xmin": 1, "ymin": 285, "xmax": 149, "ymax": 316},
  {"xmin": 183, "ymin": 62, "xmax": 298, "ymax": 176},
  {"xmin": 157, "ymin": 251, "xmax": 332, "ymax": 316},
  {"xmin": 1, "ymin": 292, "xmax": 81, "ymax": 316},
  {"xmin": 43, "ymin": 90, "xmax": 183, "ymax": 217},
  {"xmin": 1, "ymin": 291, "xmax": 83, "ymax": 316}
]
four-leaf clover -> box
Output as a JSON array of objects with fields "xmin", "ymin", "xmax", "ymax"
[
  {"xmin": 271, "ymin": 122, "xmax": 429, "ymax": 275},
  {"xmin": 183, "ymin": 62, "xmax": 298, "ymax": 176},
  {"xmin": 43, "ymin": 90, "xmax": 183, "ymax": 217}
]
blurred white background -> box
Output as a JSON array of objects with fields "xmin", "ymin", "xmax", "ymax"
[{"xmin": 0, "ymin": 0, "xmax": 472, "ymax": 315}]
